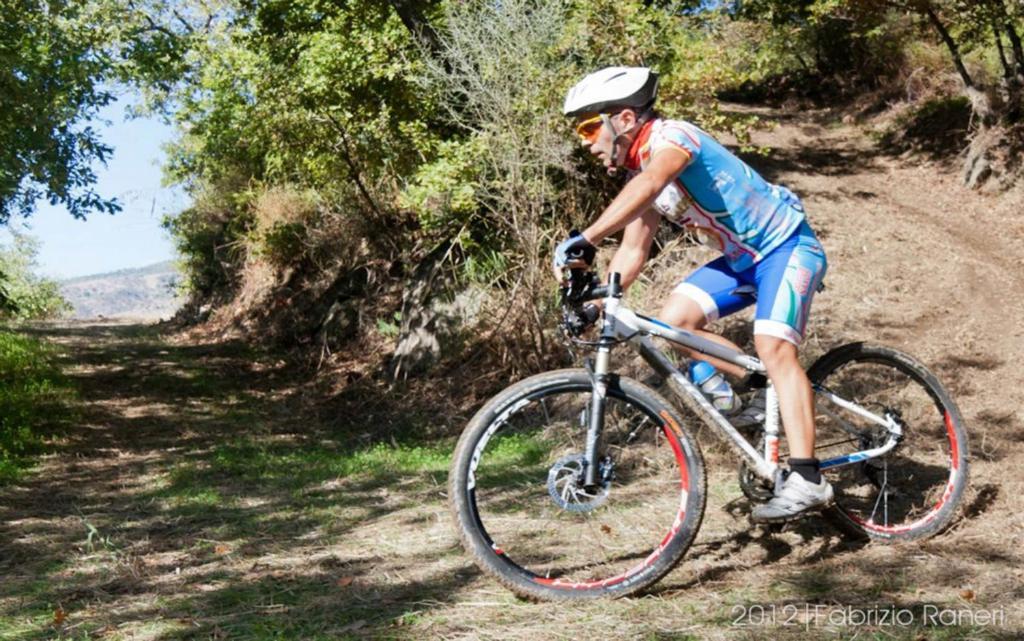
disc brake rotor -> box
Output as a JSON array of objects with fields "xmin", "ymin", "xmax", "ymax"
[{"xmin": 547, "ymin": 453, "xmax": 610, "ymax": 512}]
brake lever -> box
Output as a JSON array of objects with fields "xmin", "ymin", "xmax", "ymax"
[{"xmin": 560, "ymin": 268, "xmax": 599, "ymax": 304}]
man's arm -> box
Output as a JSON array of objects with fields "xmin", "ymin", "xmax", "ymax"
[
  {"xmin": 608, "ymin": 208, "xmax": 660, "ymax": 289},
  {"xmin": 582, "ymin": 147, "xmax": 690, "ymax": 245}
]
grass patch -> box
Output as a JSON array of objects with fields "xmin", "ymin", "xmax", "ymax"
[
  {"xmin": 0, "ymin": 609, "xmax": 53, "ymax": 641},
  {"xmin": 0, "ymin": 329, "xmax": 74, "ymax": 483},
  {"xmin": 158, "ymin": 437, "xmax": 455, "ymax": 501},
  {"xmin": 0, "ymin": 560, "xmax": 69, "ymax": 641},
  {"xmin": 881, "ymin": 95, "xmax": 972, "ymax": 157}
]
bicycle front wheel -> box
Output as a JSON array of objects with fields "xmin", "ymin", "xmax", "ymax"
[
  {"xmin": 808, "ymin": 343, "xmax": 969, "ymax": 541},
  {"xmin": 449, "ymin": 369, "xmax": 706, "ymax": 600}
]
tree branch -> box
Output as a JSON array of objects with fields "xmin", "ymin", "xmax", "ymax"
[
  {"xmin": 320, "ymin": 111, "xmax": 390, "ymax": 229},
  {"xmin": 920, "ymin": 1, "xmax": 975, "ymax": 88},
  {"xmin": 386, "ymin": 0, "xmax": 442, "ymax": 56}
]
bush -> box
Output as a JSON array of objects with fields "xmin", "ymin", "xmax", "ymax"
[
  {"xmin": 0, "ymin": 330, "xmax": 73, "ymax": 482},
  {"xmin": 249, "ymin": 186, "xmax": 320, "ymax": 269},
  {"xmin": 881, "ymin": 95, "xmax": 973, "ymax": 157},
  {"xmin": 0, "ymin": 234, "xmax": 71, "ymax": 320},
  {"xmin": 162, "ymin": 181, "xmax": 253, "ymax": 303}
]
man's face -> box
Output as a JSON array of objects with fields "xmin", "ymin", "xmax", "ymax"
[{"xmin": 575, "ymin": 109, "xmax": 636, "ymax": 174}]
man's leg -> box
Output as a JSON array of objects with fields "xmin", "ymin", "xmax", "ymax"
[
  {"xmin": 659, "ymin": 257, "xmax": 756, "ymax": 379},
  {"xmin": 657, "ymin": 293, "xmax": 747, "ymax": 378},
  {"xmin": 753, "ymin": 335, "xmax": 815, "ymax": 458},
  {"xmin": 748, "ymin": 223, "xmax": 832, "ymax": 522},
  {"xmin": 749, "ymin": 333, "xmax": 832, "ymax": 522}
]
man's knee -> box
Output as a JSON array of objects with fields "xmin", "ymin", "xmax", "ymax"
[
  {"xmin": 754, "ymin": 334, "xmax": 798, "ymax": 370},
  {"xmin": 659, "ymin": 294, "xmax": 707, "ymax": 330}
]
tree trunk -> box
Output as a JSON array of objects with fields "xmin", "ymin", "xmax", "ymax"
[
  {"xmin": 995, "ymin": 20, "xmax": 1014, "ymax": 80},
  {"xmin": 386, "ymin": 0, "xmax": 442, "ymax": 57},
  {"xmin": 921, "ymin": 2, "xmax": 975, "ymax": 88},
  {"xmin": 1006, "ymin": 21, "xmax": 1024, "ymax": 77},
  {"xmin": 991, "ymin": 0, "xmax": 1024, "ymax": 77}
]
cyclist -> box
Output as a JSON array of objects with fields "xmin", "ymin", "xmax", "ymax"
[{"xmin": 553, "ymin": 66, "xmax": 831, "ymax": 522}]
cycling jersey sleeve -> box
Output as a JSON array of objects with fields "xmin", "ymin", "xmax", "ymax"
[{"xmin": 647, "ymin": 121, "xmax": 701, "ymax": 166}]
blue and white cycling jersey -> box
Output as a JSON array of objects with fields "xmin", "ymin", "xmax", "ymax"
[{"xmin": 625, "ymin": 118, "xmax": 806, "ymax": 272}]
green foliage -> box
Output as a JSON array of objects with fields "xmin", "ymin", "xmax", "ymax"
[
  {"xmin": 406, "ymin": 0, "xmax": 566, "ymax": 260},
  {"xmin": 400, "ymin": 139, "xmax": 483, "ymax": 232},
  {"xmin": 152, "ymin": 1, "xmax": 435, "ymax": 299},
  {"xmin": 732, "ymin": 0, "xmax": 913, "ymax": 86},
  {"xmin": 0, "ymin": 0, "xmax": 230, "ymax": 222},
  {"xmin": 0, "ymin": 330, "xmax": 73, "ymax": 482},
  {"xmin": 0, "ymin": 0, "xmax": 124, "ymax": 222},
  {"xmin": 404, "ymin": 0, "xmax": 766, "ymax": 268},
  {"xmin": 142, "ymin": 0, "xmax": 1024, "ymax": 357},
  {"xmin": 162, "ymin": 185, "xmax": 250, "ymax": 300},
  {"xmin": 0, "ymin": 234, "xmax": 71, "ymax": 320},
  {"xmin": 376, "ymin": 312, "xmax": 401, "ymax": 338}
]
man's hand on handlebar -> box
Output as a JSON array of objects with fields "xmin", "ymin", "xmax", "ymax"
[
  {"xmin": 552, "ymin": 230, "xmax": 596, "ymax": 281},
  {"xmin": 558, "ymin": 269, "xmax": 604, "ymax": 337}
]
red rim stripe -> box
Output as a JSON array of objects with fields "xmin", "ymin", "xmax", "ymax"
[
  {"xmin": 532, "ymin": 421, "xmax": 689, "ymax": 590},
  {"xmin": 848, "ymin": 410, "xmax": 959, "ymax": 535}
]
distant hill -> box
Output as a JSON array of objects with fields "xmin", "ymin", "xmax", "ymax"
[{"xmin": 60, "ymin": 260, "xmax": 185, "ymax": 320}]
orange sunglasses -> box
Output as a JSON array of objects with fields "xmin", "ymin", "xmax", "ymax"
[{"xmin": 574, "ymin": 114, "xmax": 604, "ymax": 143}]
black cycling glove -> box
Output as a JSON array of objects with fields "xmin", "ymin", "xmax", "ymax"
[{"xmin": 553, "ymin": 230, "xmax": 597, "ymax": 270}]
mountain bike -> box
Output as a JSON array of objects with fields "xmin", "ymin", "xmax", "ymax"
[{"xmin": 448, "ymin": 269, "xmax": 969, "ymax": 600}]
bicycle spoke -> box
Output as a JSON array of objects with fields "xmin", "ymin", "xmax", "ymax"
[
  {"xmin": 465, "ymin": 384, "xmax": 696, "ymax": 588},
  {"xmin": 809, "ymin": 345, "xmax": 967, "ymax": 540},
  {"xmin": 883, "ymin": 462, "xmax": 889, "ymax": 527},
  {"xmin": 817, "ymin": 437, "xmax": 860, "ymax": 450},
  {"xmin": 868, "ymin": 476, "xmax": 887, "ymax": 524}
]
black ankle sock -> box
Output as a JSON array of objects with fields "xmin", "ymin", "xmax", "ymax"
[{"xmin": 788, "ymin": 458, "xmax": 822, "ymax": 484}]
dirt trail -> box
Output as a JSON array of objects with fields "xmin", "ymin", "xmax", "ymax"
[{"xmin": 2, "ymin": 111, "xmax": 1023, "ymax": 640}]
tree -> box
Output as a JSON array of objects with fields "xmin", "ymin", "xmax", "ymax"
[
  {"xmin": 0, "ymin": 0, "xmax": 220, "ymax": 224},
  {"xmin": 0, "ymin": 233, "xmax": 70, "ymax": 320},
  {"xmin": 0, "ymin": 0, "xmax": 123, "ymax": 222}
]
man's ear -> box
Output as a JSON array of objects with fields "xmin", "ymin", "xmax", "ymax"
[{"xmin": 620, "ymin": 108, "xmax": 638, "ymax": 129}]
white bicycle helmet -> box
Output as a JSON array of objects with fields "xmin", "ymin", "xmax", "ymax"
[{"xmin": 563, "ymin": 67, "xmax": 659, "ymax": 118}]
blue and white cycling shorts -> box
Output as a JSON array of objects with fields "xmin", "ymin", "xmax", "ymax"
[{"xmin": 672, "ymin": 221, "xmax": 827, "ymax": 346}]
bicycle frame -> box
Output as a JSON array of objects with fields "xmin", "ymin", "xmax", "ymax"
[{"xmin": 578, "ymin": 287, "xmax": 905, "ymax": 490}]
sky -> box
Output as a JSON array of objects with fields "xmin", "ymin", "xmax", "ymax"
[{"xmin": 4, "ymin": 95, "xmax": 188, "ymax": 281}]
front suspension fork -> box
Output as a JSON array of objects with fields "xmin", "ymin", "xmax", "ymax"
[{"xmin": 584, "ymin": 345, "xmax": 611, "ymax": 488}]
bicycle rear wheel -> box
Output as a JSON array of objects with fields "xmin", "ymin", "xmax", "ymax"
[
  {"xmin": 808, "ymin": 343, "xmax": 969, "ymax": 541},
  {"xmin": 449, "ymin": 369, "xmax": 706, "ymax": 600}
]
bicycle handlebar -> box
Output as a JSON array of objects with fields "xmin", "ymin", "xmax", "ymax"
[
  {"xmin": 560, "ymin": 269, "xmax": 622, "ymax": 304},
  {"xmin": 559, "ymin": 269, "xmax": 623, "ymax": 337}
]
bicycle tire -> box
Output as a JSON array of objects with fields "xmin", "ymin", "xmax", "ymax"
[
  {"xmin": 449, "ymin": 369, "xmax": 706, "ymax": 600},
  {"xmin": 807, "ymin": 343, "xmax": 969, "ymax": 541}
]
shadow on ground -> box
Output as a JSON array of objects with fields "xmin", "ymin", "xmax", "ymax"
[
  {"xmin": 0, "ymin": 323, "xmax": 472, "ymax": 639},
  {"xmin": 0, "ymin": 322, "xmax": 1015, "ymax": 640}
]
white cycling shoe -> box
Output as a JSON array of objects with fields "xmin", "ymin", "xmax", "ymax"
[{"xmin": 750, "ymin": 472, "xmax": 835, "ymax": 523}]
